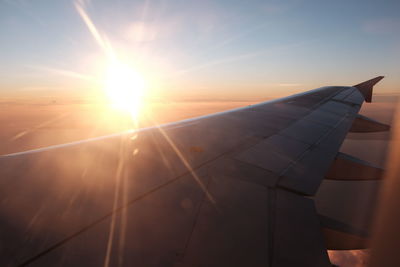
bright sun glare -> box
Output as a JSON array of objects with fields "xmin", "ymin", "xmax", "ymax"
[
  {"xmin": 104, "ymin": 60, "xmax": 146, "ymax": 119},
  {"xmin": 74, "ymin": 1, "xmax": 147, "ymax": 121}
]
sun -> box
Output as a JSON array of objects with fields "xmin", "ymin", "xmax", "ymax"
[{"xmin": 103, "ymin": 60, "xmax": 146, "ymax": 119}]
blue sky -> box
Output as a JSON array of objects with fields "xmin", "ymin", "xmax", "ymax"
[{"xmin": 1, "ymin": 0, "xmax": 399, "ymax": 99}]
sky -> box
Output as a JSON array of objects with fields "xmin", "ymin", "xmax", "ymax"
[
  {"xmin": 0, "ymin": 0, "xmax": 399, "ymax": 101},
  {"xmin": 0, "ymin": 2, "xmax": 397, "ymax": 265}
]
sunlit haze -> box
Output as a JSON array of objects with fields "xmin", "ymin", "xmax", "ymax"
[
  {"xmin": 1, "ymin": 1, "xmax": 400, "ymax": 266},
  {"xmin": 1, "ymin": 0, "xmax": 400, "ymax": 101}
]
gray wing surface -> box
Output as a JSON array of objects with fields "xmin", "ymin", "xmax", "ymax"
[{"xmin": 0, "ymin": 77, "xmax": 385, "ymax": 266}]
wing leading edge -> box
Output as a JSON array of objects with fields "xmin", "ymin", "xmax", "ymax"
[{"xmin": 0, "ymin": 77, "xmax": 385, "ymax": 266}]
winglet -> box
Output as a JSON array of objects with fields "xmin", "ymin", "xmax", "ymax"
[{"xmin": 353, "ymin": 76, "xmax": 384, "ymax": 103}]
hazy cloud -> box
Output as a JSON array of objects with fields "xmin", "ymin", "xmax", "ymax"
[
  {"xmin": 261, "ymin": 0, "xmax": 299, "ymax": 14},
  {"xmin": 277, "ymin": 83, "xmax": 301, "ymax": 87},
  {"xmin": 363, "ymin": 18, "xmax": 400, "ymax": 35},
  {"xmin": 123, "ymin": 22, "xmax": 159, "ymax": 42}
]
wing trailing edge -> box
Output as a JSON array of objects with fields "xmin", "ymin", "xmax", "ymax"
[
  {"xmin": 353, "ymin": 76, "xmax": 384, "ymax": 103},
  {"xmin": 325, "ymin": 152, "xmax": 384, "ymax": 180},
  {"xmin": 350, "ymin": 114, "xmax": 390, "ymax": 133}
]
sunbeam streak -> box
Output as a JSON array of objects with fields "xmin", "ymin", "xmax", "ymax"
[
  {"xmin": 10, "ymin": 112, "xmax": 71, "ymax": 141},
  {"xmin": 149, "ymin": 117, "xmax": 216, "ymax": 205},
  {"xmin": 74, "ymin": 1, "xmax": 114, "ymax": 58},
  {"xmin": 27, "ymin": 66, "xmax": 98, "ymax": 83},
  {"xmin": 171, "ymin": 41, "xmax": 312, "ymax": 78},
  {"xmin": 104, "ymin": 137, "xmax": 127, "ymax": 267},
  {"xmin": 74, "ymin": 0, "xmax": 147, "ymax": 122}
]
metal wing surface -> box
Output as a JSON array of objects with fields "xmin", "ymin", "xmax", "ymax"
[{"xmin": 0, "ymin": 77, "xmax": 385, "ymax": 266}]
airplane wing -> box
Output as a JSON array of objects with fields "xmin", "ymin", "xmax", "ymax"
[{"xmin": 0, "ymin": 77, "xmax": 387, "ymax": 266}]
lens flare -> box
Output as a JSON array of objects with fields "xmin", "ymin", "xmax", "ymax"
[
  {"xmin": 74, "ymin": 1, "xmax": 147, "ymax": 121},
  {"xmin": 104, "ymin": 60, "xmax": 145, "ymax": 119}
]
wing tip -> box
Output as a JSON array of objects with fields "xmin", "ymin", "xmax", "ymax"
[{"xmin": 353, "ymin": 76, "xmax": 385, "ymax": 103}]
